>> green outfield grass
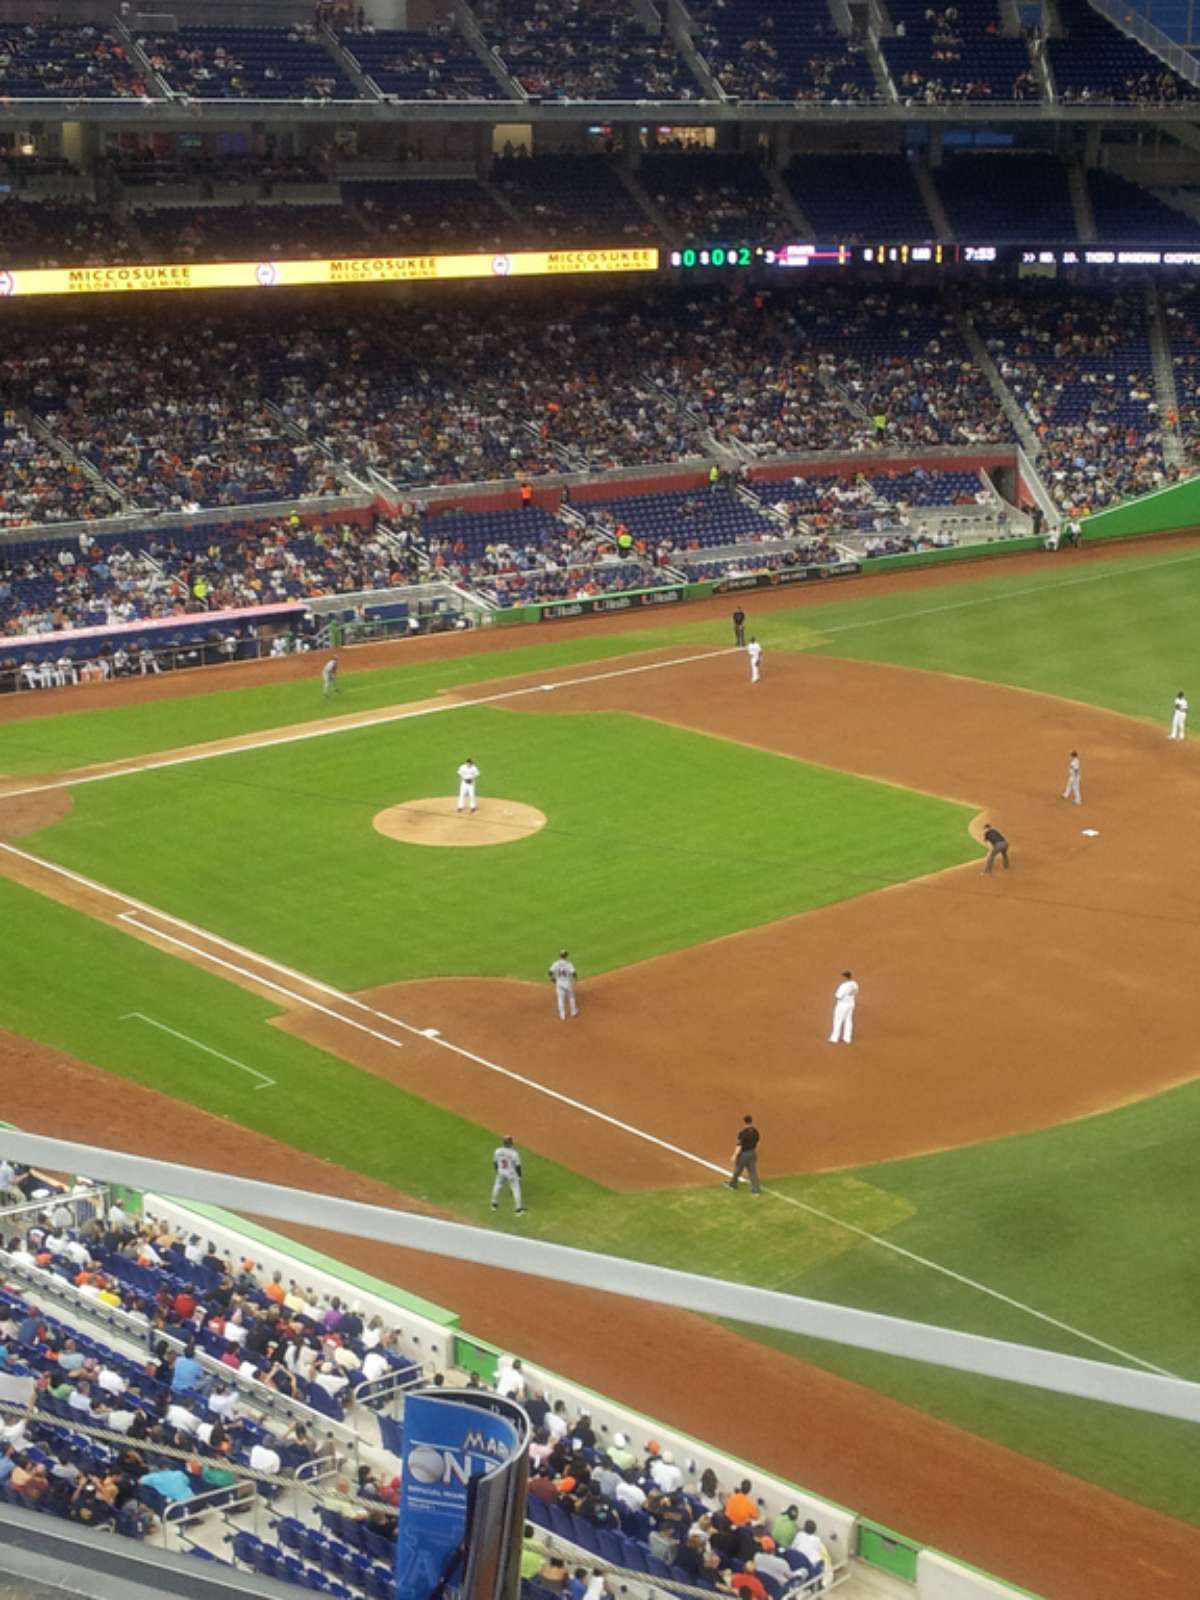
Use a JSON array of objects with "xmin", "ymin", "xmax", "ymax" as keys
[
  {"xmin": 23, "ymin": 707, "xmax": 976, "ymax": 990},
  {"xmin": 8, "ymin": 539, "xmax": 1200, "ymax": 1532},
  {"xmin": 0, "ymin": 632, "xmax": 679, "ymax": 776}
]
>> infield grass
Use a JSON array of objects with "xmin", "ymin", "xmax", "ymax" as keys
[
  {"xmin": 22, "ymin": 708, "xmax": 977, "ymax": 989},
  {"xmin": 9, "ymin": 538, "xmax": 1200, "ymax": 1528}
]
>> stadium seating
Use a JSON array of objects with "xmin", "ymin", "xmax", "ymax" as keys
[
  {"xmin": 691, "ymin": 1, "xmax": 879, "ymax": 102},
  {"xmin": 1048, "ymin": 0, "xmax": 1199, "ymax": 101},
  {"xmin": 1086, "ymin": 169, "xmax": 1200, "ymax": 240},
  {"xmin": 975, "ymin": 285, "xmax": 1167, "ymax": 511},
  {"xmin": 348, "ymin": 177, "xmax": 515, "ymax": 251},
  {"xmin": 882, "ymin": 2, "xmax": 1039, "ymax": 103},
  {"xmin": 639, "ymin": 151, "xmax": 791, "ymax": 244},
  {"xmin": 933, "ymin": 152, "xmax": 1077, "ymax": 243},
  {"xmin": 473, "ymin": 0, "xmax": 697, "ymax": 100},
  {"xmin": 490, "ymin": 155, "xmax": 656, "ymax": 245},
  {"xmin": 140, "ymin": 25, "xmax": 360, "ymax": 100},
  {"xmin": 0, "ymin": 197, "xmax": 142, "ymax": 268},
  {"xmin": 133, "ymin": 202, "xmax": 372, "ymax": 261},
  {"xmin": 338, "ymin": 25, "xmax": 504, "ymax": 100},
  {"xmin": 782, "ymin": 153, "xmax": 931, "ymax": 241},
  {"xmin": 0, "ymin": 23, "xmax": 150, "ymax": 98}
]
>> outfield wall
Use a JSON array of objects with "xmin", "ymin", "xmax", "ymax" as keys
[{"xmin": 1082, "ymin": 472, "xmax": 1200, "ymax": 541}]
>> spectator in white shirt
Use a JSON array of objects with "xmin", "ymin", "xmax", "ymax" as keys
[
  {"xmin": 249, "ymin": 1442, "xmax": 281, "ymax": 1476},
  {"xmin": 545, "ymin": 1402, "xmax": 568, "ymax": 1442},
  {"xmin": 68, "ymin": 1384, "xmax": 94, "ymax": 1416},
  {"xmin": 106, "ymin": 1407, "xmax": 137, "ymax": 1434},
  {"xmin": 107, "ymin": 1202, "xmax": 131, "ymax": 1231},
  {"xmin": 97, "ymin": 1366, "xmax": 126, "ymax": 1396},
  {"xmin": 615, "ymin": 1474, "xmax": 647, "ymax": 1513},
  {"xmin": 494, "ymin": 1357, "xmax": 525, "ymax": 1400},
  {"xmin": 791, "ymin": 1520, "xmax": 831, "ymax": 1572},
  {"xmin": 649, "ymin": 1450, "xmax": 683, "ymax": 1494},
  {"xmin": 361, "ymin": 1349, "xmax": 390, "ymax": 1384},
  {"xmin": 166, "ymin": 1403, "xmax": 200, "ymax": 1436},
  {"xmin": 208, "ymin": 1384, "xmax": 238, "ymax": 1419}
]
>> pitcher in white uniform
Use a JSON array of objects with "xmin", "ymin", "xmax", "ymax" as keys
[
  {"xmin": 747, "ymin": 637, "xmax": 763, "ymax": 683},
  {"xmin": 828, "ymin": 970, "xmax": 858, "ymax": 1044},
  {"xmin": 1170, "ymin": 692, "xmax": 1188, "ymax": 740},
  {"xmin": 548, "ymin": 950, "xmax": 578, "ymax": 1019},
  {"xmin": 457, "ymin": 758, "xmax": 479, "ymax": 812},
  {"xmin": 490, "ymin": 1136, "xmax": 524, "ymax": 1215},
  {"xmin": 1061, "ymin": 750, "xmax": 1081, "ymax": 805}
]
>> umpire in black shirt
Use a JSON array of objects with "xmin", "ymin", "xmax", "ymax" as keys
[
  {"xmin": 726, "ymin": 1115, "xmax": 762, "ymax": 1193},
  {"xmin": 732, "ymin": 607, "xmax": 747, "ymax": 646}
]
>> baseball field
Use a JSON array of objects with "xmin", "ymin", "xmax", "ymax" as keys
[{"xmin": 4, "ymin": 535, "xmax": 1200, "ymax": 1598}]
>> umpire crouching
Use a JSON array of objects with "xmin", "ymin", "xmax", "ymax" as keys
[{"xmin": 981, "ymin": 824, "xmax": 1010, "ymax": 875}]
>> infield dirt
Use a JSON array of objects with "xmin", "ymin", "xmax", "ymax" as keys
[{"xmin": 3, "ymin": 555, "xmax": 1200, "ymax": 1597}]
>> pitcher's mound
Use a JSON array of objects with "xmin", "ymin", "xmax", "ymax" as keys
[{"xmin": 373, "ymin": 796, "xmax": 546, "ymax": 848}]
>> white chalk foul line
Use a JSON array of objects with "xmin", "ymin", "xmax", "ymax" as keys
[
  {"xmin": 120, "ymin": 1011, "xmax": 275, "ymax": 1091},
  {"xmin": 0, "ymin": 647, "xmax": 737, "ymax": 802},
  {"xmin": 0, "ymin": 833, "xmax": 1172, "ymax": 1378}
]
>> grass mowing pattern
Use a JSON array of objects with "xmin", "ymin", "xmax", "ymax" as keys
[
  {"xmin": 0, "ymin": 876, "xmax": 592, "ymax": 1218},
  {"xmin": 26, "ymin": 708, "xmax": 977, "ymax": 991},
  {"xmin": 0, "ymin": 632, "xmax": 679, "ymax": 776},
  {"xmin": 9, "ymin": 543, "xmax": 1200, "ymax": 1525},
  {"xmin": 0, "ymin": 869, "xmax": 910, "ymax": 1288}
]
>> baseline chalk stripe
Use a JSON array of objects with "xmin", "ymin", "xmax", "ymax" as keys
[
  {"xmin": 120, "ymin": 1011, "xmax": 275, "ymax": 1090},
  {"xmin": 0, "ymin": 835, "xmax": 1172, "ymax": 1377}
]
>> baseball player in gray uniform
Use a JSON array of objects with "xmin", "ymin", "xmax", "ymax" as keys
[
  {"xmin": 1061, "ymin": 751, "xmax": 1081, "ymax": 805},
  {"xmin": 548, "ymin": 950, "xmax": 578, "ymax": 1019},
  {"xmin": 490, "ymin": 1136, "xmax": 524, "ymax": 1215},
  {"xmin": 321, "ymin": 657, "xmax": 339, "ymax": 697}
]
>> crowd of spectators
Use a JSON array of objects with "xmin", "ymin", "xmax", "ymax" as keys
[
  {"xmin": 883, "ymin": 4, "xmax": 1039, "ymax": 105},
  {"xmin": 475, "ymin": 0, "xmax": 696, "ymax": 100},
  {"xmin": 499, "ymin": 1358, "xmax": 833, "ymax": 1595},
  {"xmin": 640, "ymin": 151, "xmax": 791, "ymax": 246},
  {"xmin": 5, "ymin": 321, "xmax": 345, "ymax": 511},
  {"xmin": 975, "ymin": 287, "xmax": 1171, "ymax": 511},
  {"xmin": 1048, "ymin": 0, "xmax": 1199, "ymax": 105},
  {"xmin": 133, "ymin": 201, "xmax": 371, "ymax": 261},
  {"xmin": 0, "ymin": 197, "xmax": 142, "ymax": 268},
  {"xmin": 690, "ymin": 3, "xmax": 877, "ymax": 104},
  {"xmin": 0, "ymin": 23, "xmax": 149, "ymax": 99},
  {"xmin": 0, "ymin": 419, "xmax": 119, "ymax": 531},
  {"xmin": 139, "ymin": 24, "xmax": 354, "ymax": 101},
  {"xmin": 490, "ymin": 154, "xmax": 656, "ymax": 246}
]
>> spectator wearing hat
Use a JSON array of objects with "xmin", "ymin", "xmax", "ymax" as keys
[
  {"xmin": 770, "ymin": 1504, "xmax": 801, "ymax": 1548},
  {"xmin": 607, "ymin": 1432, "xmax": 634, "ymax": 1471}
]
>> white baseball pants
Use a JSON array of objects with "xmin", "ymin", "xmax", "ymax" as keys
[
  {"xmin": 1170, "ymin": 712, "xmax": 1187, "ymax": 740},
  {"xmin": 829, "ymin": 1001, "xmax": 855, "ymax": 1044},
  {"xmin": 457, "ymin": 781, "xmax": 477, "ymax": 812},
  {"xmin": 556, "ymin": 983, "xmax": 578, "ymax": 1019},
  {"xmin": 1062, "ymin": 774, "xmax": 1081, "ymax": 804}
]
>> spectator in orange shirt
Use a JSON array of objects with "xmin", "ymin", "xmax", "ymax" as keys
[
  {"xmin": 264, "ymin": 1272, "xmax": 287, "ymax": 1305},
  {"xmin": 724, "ymin": 1480, "xmax": 757, "ymax": 1527},
  {"xmin": 726, "ymin": 1560, "xmax": 768, "ymax": 1600}
]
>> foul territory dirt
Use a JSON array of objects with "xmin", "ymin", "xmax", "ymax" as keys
[{"xmin": 3, "ymin": 542, "xmax": 1200, "ymax": 1595}]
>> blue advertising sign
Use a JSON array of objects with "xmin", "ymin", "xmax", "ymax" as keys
[{"xmin": 395, "ymin": 1389, "xmax": 525, "ymax": 1600}]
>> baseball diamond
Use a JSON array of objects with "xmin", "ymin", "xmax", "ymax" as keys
[{"xmin": 5, "ymin": 533, "xmax": 1200, "ymax": 1600}]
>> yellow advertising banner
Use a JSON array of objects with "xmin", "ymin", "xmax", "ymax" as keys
[{"xmin": 0, "ymin": 247, "xmax": 660, "ymax": 300}]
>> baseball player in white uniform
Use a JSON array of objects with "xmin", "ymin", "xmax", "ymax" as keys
[
  {"xmin": 828, "ymin": 970, "xmax": 859, "ymax": 1044},
  {"xmin": 456, "ymin": 758, "xmax": 479, "ymax": 813},
  {"xmin": 490, "ymin": 1136, "xmax": 524, "ymax": 1215},
  {"xmin": 1061, "ymin": 750, "xmax": 1081, "ymax": 805},
  {"xmin": 548, "ymin": 950, "xmax": 578, "ymax": 1019},
  {"xmin": 321, "ymin": 656, "xmax": 339, "ymax": 697},
  {"xmin": 747, "ymin": 637, "xmax": 763, "ymax": 683},
  {"xmin": 1170, "ymin": 691, "xmax": 1188, "ymax": 740}
]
